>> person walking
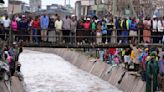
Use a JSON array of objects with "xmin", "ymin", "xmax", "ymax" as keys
[{"xmin": 40, "ymin": 14, "xmax": 49, "ymax": 42}]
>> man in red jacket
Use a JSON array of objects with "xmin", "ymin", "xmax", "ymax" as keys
[{"xmin": 32, "ymin": 16, "xmax": 40, "ymax": 44}]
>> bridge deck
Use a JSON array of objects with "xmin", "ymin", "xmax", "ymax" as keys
[{"xmin": 23, "ymin": 42, "xmax": 163, "ymax": 48}]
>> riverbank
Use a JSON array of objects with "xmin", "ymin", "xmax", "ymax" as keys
[{"xmin": 26, "ymin": 48, "xmax": 146, "ymax": 92}]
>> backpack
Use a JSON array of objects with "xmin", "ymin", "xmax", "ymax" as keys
[{"xmin": 11, "ymin": 21, "xmax": 18, "ymax": 31}]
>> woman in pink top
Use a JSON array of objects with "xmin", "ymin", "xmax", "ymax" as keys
[{"xmin": 11, "ymin": 18, "xmax": 18, "ymax": 41}]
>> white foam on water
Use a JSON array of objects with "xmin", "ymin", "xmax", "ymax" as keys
[{"xmin": 19, "ymin": 50, "xmax": 122, "ymax": 92}]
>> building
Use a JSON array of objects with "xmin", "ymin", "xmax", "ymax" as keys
[
  {"xmin": 8, "ymin": 0, "xmax": 26, "ymax": 14},
  {"xmin": 80, "ymin": 0, "xmax": 95, "ymax": 16},
  {"xmin": 30, "ymin": 0, "xmax": 41, "ymax": 12},
  {"xmin": 75, "ymin": 1, "xmax": 81, "ymax": 20},
  {"xmin": 154, "ymin": 0, "xmax": 164, "ymax": 16},
  {"xmin": 0, "ymin": 7, "xmax": 7, "ymax": 15}
]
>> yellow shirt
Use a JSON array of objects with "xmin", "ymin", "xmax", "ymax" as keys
[{"xmin": 131, "ymin": 50, "xmax": 135, "ymax": 60}]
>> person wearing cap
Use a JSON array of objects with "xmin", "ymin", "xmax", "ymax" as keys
[
  {"xmin": 40, "ymin": 14, "xmax": 49, "ymax": 42},
  {"xmin": 83, "ymin": 17, "xmax": 91, "ymax": 44},
  {"xmin": 146, "ymin": 53, "xmax": 159, "ymax": 92}
]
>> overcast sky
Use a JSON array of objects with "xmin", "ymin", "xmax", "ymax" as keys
[{"xmin": 4, "ymin": 0, "xmax": 77, "ymax": 8}]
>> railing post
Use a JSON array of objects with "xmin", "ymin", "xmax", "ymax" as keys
[
  {"xmin": 115, "ymin": 29, "xmax": 117, "ymax": 44},
  {"xmin": 138, "ymin": 29, "xmax": 140, "ymax": 44}
]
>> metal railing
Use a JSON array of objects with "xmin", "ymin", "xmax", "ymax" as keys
[{"xmin": 0, "ymin": 29, "xmax": 163, "ymax": 47}]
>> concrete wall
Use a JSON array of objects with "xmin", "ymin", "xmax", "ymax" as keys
[
  {"xmin": 0, "ymin": 77, "xmax": 25, "ymax": 92},
  {"xmin": 27, "ymin": 48, "xmax": 146, "ymax": 92}
]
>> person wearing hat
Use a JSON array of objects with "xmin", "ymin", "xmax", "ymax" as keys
[
  {"xmin": 146, "ymin": 53, "xmax": 159, "ymax": 92},
  {"xmin": 83, "ymin": 17, "xmax": 91, "ymax": 44}
]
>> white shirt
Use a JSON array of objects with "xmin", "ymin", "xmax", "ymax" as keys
[
  {"xmin": 55, "ymin": 20, "xmax": 63, "ymax": 30},
  {"xmin": 3, "ymin": 19, "xmax": 11, "ymax": 28},
  {"xmin": 152, "ymin": 20, "xmax": 158, "ymax": 32},
  {"xmin": 158, "ymin": 20, "xmax": 164, "ymax": 32}
]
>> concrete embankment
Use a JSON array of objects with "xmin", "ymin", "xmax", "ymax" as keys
[
  {"xmin": 27, "ymin": 48, "xmax": 146, "ymax": 92},
  {"xmin": 0, "ymin": 77, "xmax": 25, "ymax": 92}
]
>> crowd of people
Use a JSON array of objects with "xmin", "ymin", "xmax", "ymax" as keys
[
  {"xmin": 97, "ymin": 45, "xmax": 164, "ymax": 92},
  {"xmin": 0, "ymin": 41, "xmax": 23, "ymax": 81},
  {"xmin": 0, "ymin": 14, "xmax": 164, "ymax": 45}
]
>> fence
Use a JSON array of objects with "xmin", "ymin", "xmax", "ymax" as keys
[{"xmin": 0, "ymin": 29, "xmax": 163, "ymax": 47}]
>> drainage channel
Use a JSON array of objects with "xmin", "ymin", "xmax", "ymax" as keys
[{"xmin": 19, "ymin": 50, "xmax": 122, "ymax": 92}]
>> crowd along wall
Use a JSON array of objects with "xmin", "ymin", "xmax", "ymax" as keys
[{"xmin": 27, "ymin": 48, "xmax": 146, "ymax": 92}]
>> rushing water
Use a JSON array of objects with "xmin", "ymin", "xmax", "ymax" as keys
[{"xmin": 19, "ymin": 50, "xmax": 122, "ymax": 92}]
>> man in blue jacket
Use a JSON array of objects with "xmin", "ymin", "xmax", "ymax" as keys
[
  {"xmin": 40, "ymin": 14, "xmax": 49, "ymax": 42},
  {"xmin": 19, "ymin": 15, "xmax": 28, "ymax": 42}
]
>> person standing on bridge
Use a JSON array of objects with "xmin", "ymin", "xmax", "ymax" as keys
[
  {"xmin": 143, "ymin": 17, "xmax": 151, "ymax": 43},
  {"xmin": 40, "ymin": 14, "xmax": 49, "ymax": 42},
  {"xmin": 55, "ymin": 16, "xmax": 63, "ymax": 44},
  {"xmin": 19, "ymin": 15, "xmax": 28, "ymax": 42},
  {"xmin": 2, "ymin": 15, "xmax": 11, "ymax": 40},
  {"xmin": 62, "ymin": 15, "xmax": 71, "ymax": 44},
  {"xmin": 32, "ymin": 16, "xmax": 40, "ymax": 44},
  {"xmin": 70, "ymin": 15, "xmax": 77, "ymax": 44}
]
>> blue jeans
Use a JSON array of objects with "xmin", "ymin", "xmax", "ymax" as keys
[
  {"xmin": 121, "ymin": 30, "xmax": 129, "ymax": 43},
  {"xmin": 32, "ymin": 29, "xmax": 38, "ymax": 43}
]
